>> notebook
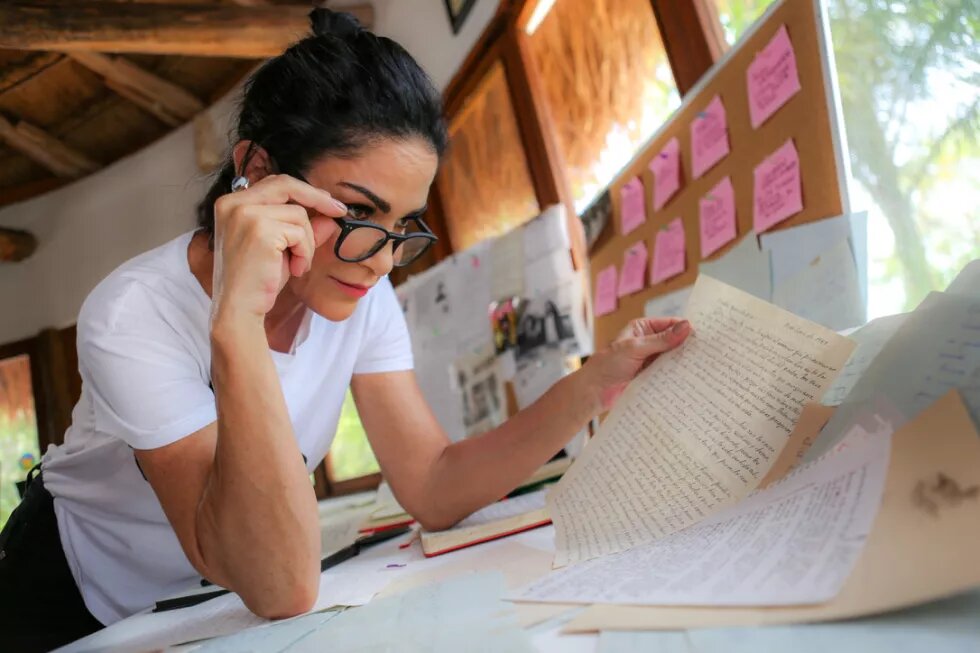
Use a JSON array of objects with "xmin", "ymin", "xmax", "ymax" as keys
[{"xmin": 420, "ymin": 488, "xmax": 552, "ymax": 557}]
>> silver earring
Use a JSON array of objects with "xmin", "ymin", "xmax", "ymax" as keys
[{"xmin": 230, "ymin": 176, "xmax": 249, "ymax": 193}]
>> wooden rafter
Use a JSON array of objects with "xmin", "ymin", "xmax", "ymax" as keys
[
  {"xmin": 0, "ymin": 2, "xmax": 376, "ymax": 58},
  {"xmin": 0, "ymin": 113, "xmax": 100, "ymax": 179},
  {"xmin": 0, "ymin": 226, "xmax": 37, "ymax": 263},
  {"xmin": 68, "ymin": 52, "xmax": 204, "ymax": 125}
]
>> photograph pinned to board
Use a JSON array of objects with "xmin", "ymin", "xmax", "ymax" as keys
[{"xmin": 453, "ymin": 344, "xmax": 508, "ymax": 438}]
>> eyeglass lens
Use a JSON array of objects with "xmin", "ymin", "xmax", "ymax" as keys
[{"xmin": 337, "ymin": 220, "xmax": 431, "ymax": 266}]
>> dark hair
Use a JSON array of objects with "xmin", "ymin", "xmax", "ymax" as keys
[{"xmin": 196, "ymin": 8, "xmax": 448, "ymax": 239}]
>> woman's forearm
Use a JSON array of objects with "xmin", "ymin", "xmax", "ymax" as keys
[
  {"xmin": 421, "ymin": 368, "xmax": 600, "ymax": 530},
  {"xmin": 199, "ymin": 315, "xmax": 320, "ymax": 617}
]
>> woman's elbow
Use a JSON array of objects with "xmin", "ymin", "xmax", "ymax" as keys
[{"xmin": 243, "ymin": 575, "xmax": 319, "ymax": 620}]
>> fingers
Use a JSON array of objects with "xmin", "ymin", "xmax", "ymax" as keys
[
  {"xmin": 309, "ymin": 215, "xmax": 338, "ymax": 248},
  {"xmin": 236, "ymin": 204, "xmax": 316, "ymax": 276},
  {"xmin": 620, "ymin": 316, "xmax": 684, "ymax": 339},
  {"xmin": 615, "ymin": 319, "xmax": 692, "ymax": 358},
  {"xmin": 221, "ymin": 174, "xmax": 348, "ymax": 218}
]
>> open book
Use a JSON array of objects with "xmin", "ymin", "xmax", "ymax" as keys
[{"xmin": 420, "ymin": 488, "xmax": 552, "ymax": 557}]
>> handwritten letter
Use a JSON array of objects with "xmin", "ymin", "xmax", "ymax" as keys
[
  {"xmin": 699, "ymin": 176, "xmax": 737, "ymax": 258},
  {"xmin": 747, "ymin": 24, "xmax": 802, "ymax": 128},
  {"xmin": 754, "ymin": 139, "xmax": 803, "ymax": 233},
  {"xmin": 618, "ymin": 241, "xmax": 649, "ymax": 297},
  {"xmin": 619, "ymin": 177, "xmax": 647, "ymax": 235},
  {"xmin": 650, "ymin": 138, "xmax": 681, "ymax": 211},
  {"xmin": 651, "ymin": 218, "xmax": 686, "ymax": 284},
  {"xmin": 594, "ymin": 265, "xmax": 618, "ymax": 317},
  {"xmin": 548, "ymin": 275, "xmax": 855, "ymax": 566},
  {"xmin": 691, "ymin": 95, "xmax": 731, "ymax": 179}
]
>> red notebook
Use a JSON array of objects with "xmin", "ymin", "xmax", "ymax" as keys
[{"xmin": 419, "ymin": 489, "xmax": 551, "ymax": 557}]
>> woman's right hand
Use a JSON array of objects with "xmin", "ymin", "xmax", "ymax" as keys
[{"xmin": 210, "ymin": 174, "xmax": 347, "ymax": 321}]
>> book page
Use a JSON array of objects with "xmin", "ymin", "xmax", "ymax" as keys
[
  {"xmin": 421, "ymin": 489, "xmax": 551, "ymax": 555},
  {"xmin": 518, "ymin": 414, "xmax": 891, "ymax": 606},
  {"xmin": 549, "ymin": 275, "xmax": 855, "ymax": 567},
  {"xmin": 565, "ymin": 391, "xmax": 980, "ymax": 632}
]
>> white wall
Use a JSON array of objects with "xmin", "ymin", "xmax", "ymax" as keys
[{"xmin": 0, "ymin": 0, "xmax": 498, "ymax": 344}]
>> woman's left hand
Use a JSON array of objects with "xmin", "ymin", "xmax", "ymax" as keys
[{"xmin": 581, "ymin": 317, "xmax": 692, "ymax": 413}]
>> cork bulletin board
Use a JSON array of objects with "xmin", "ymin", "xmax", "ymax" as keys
[{"xmin": 589, "ymin": 0, "xmax": 850, "ymax": 347}]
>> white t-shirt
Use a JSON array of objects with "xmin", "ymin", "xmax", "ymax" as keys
[{"xmin": 41, "ymin": 230, "xmax": 413, "ymax": 625}]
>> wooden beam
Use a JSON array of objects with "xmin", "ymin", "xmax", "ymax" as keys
[
  {"xmin": 69, "ymin": 52, "xmax": 204, "ymax": 123},
  {"xmin": 649, "ymin": 0, "xmax": 718, "ymax": 95},
  {"xmin": 0, "ymin": 226, "xmax": 37, "ymax": 263},
  {"xmin": 0, "ymin": 2, "xmax": 375, "ymax": 58},
  {"xmin": 104, "ymin": 78, "xmax": 180, "ymax": 127},
  {"xmin": 0, "ymin": 114, "xmax": 100, "ymax": 178},
  {"xmin": 0, "ymin": 50, "xmax": 64, "ymax": 95}
]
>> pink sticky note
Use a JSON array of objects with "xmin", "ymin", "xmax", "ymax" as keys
[
  {"xmin": 691, "ymin": 95, "xmax": 731, "ymax": 179},
  {"xmin": 747, "ymin": 25, "xmax": 802, "ymax": 129},
  {"xmin": 651, "ymin": 218, "xmax": 686, "ymax": 284},
  {"xmin": 594, "ymin": 265, "xmax": 618, "ymax": 317},
  {"xmin": 619, "ymin": 177, "xmax": 646, "ymax": 235},
  {"xmin": 699, "ymin": 176, "xmax": 737, "ymax": 258},
  {"xmin": 649, "ymin": 137, "xmax": 681, "ymax": 211},
  {"xmin": 617, "ymin": 241, "xmax": 648, "ymax": 297},
  {"xmin": 754, "ymin": 139, "xmax": 803, "ymax": 233}
]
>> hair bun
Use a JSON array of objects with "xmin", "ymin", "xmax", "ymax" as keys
[{"xmin": 309, "ymin": 8, "xmax": 364, "ymax": 39}]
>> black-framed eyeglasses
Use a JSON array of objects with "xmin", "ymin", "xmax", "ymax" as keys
[{"xmin": 290, "ymin": 171, "xmax": 437, "ymax": 268}]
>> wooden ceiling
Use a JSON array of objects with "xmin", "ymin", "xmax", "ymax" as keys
[{"xmin": 0, "ymin": 1, "xmax": 373, "ymax": 262}]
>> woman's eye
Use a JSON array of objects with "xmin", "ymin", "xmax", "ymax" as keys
[{"xmin": 347, "ymin": 205, "xmax": 373, "ymax": 220}]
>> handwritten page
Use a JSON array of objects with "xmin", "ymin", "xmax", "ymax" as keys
[
  {"xmin": 644, "ymin": 286, "xmax": 693, "ymax": 320},
  {"xmin": 564, "ymin": 392, "xmax": 980, "ymax": 632},
  {"xmin": 699, "ymin": 176, "xmax": 737, "ymax": 258},
  {"xmin": 821, "ymin": 314, "xmax": 908, "ymax": 407},
  {"xmin": 594, "ymin": 265, "xmax": 618, "ymax": 317},
  {"xmin": 620, "ymin": 177, "xmax": 647, "ymax": 235},
  {"xmin": 807, "ymin": 291, "xmax": 980, "ymax": 461},
  {"xmin": 650, "ymin": 137, "xmax": 681, "ymax": 211},
  {"xmin": 292, "ymin": 572, "xmax": 536, "ymax": 653},
  {"xmin": 771, "ymin": 239, "xmax": 864, "ymax": 331},
  {"xmin": 520, "ymin": 417, "xmax": 890, "ymax": 606},
  {"xmin": 946, "ymin": 259, "xmax": 980, "ymax": 299},
  {"xmin": 754, "ymin": 139, "xmax": 803, "ymax": 233},
  {"xmin": 691, "ymin": 95, "xmax": 731, "ymax": 179},
  {"xmin": 747, "ymin": 24, "xmax": 802, "ymax": 128},
  {"xmin": 617, "ymin": 241, "xmax": 649, "ymax": 297},
  {"xmin": 699, "ymin": 233, "xmax": 772, "ymax": 301},
  {"xmin": 757, "ymin": 402, "xmax": 836, "ymax": 488},
  {"xmin": 547, "ymin": 275, "xmax": 855, "ymax": 567},
  {"xmin": 651, "ymin": 218, "xmax": 686, "ymax": 284}
]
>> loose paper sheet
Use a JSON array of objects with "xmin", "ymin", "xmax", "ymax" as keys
[
  {"xmin": 821, "ymin": 314, "xmax": 908, "ymax": 407},
  {"xmin": 757, "ymin": 402, "xmax": 836, "ymax": 488},
  {"xmin": 619, "ymin": 177, "xmax": 646, "ymax": 236},
  {"xmin": 651, "ymin": 218, "xmax": 686, "ymax": 284},
  {"xmin": 547, "ymin": 275, "xmax": 855, "ymax": 567},
  {"xmin": 650, "ymin": 137, "xmax": 682, "ymax": 211},
  {"xmin": 490, "ymin": 229, "xmax": 525, "ymax": 300},
  {"xmin": 643, "ymin": 286, "xmax": 693, "ymax": 320},
  {"xmin": 564, "ymin": 392, "xmax": 980, "ymax": 632},
  {"xmin": 771, "ymin": 239, "xmax": 864, "ymax": 331},
  {"xmin": 753, "ymin": 139, "xmax": 803, "ymax": 233},
  {"xmin": 291, "ymin": 572, "xmax": 536, "ymax": 653},
  {"xmin": 519, "ymin": 418, "xmax": 890, "ymax": 606},
  {"xmin": 807, "ymin": 291, "xmax": 980, "ymax": 461},
  {"xmin": 699, "ymin": 176, "xmax": 737, "ymax": 258},
  {"xmin": 946, "ymin": 259, "xmax": 980, "ymax": 298},
  {"xmin": 617, "ymin": 241, "xmax": 649, "ymax": 297},
  {"xmin": 691, "ymin": 95, "xmax": 731, "ymax": 179},
  {"xmin": 523, "ymin": 204, "xmax": 570, "ymax": 261},
  {"xmin": 594, "ymin": 265, "xmax": 618, "ymax": 317},
  {"xmin": 525, "ymin": 248, "xmax": 576, "ymax": 298},
  {"xmin": 698, "ymin": 233, "xmax": 772, "ymax": 301},
  {"xmin": 747, "ymin": 24, "xmax": 802, "ymax": 128}
]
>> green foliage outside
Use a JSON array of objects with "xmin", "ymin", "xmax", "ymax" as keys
[
  {"xmin": 717, "ymin": 0, "xmax": 980, "ymax": 315},
  {"xmin": 0, "ymin": 408, "xmax": 40, "ymax": 529},
  {"xmin": 329, "ymin": 390, "xmax": 380, "ymax": 482}
]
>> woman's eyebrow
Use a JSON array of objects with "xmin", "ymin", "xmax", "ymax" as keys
[{"xmin": 338, "ymin": 181, "xmax": 391, "ymax": 214}]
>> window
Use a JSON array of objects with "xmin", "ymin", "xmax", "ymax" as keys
[
  {"xmin": 436, "ymin": 60, "xmax": 541, "ymax": 251},
  {"xmin": 715, "ymin": 0, "xmax": 980, "ymax": 317},
  {"xmin": 328, "ymin": 390, "xmax": 380, "ymax": 482},
  {"xmin": 0, "ymin": 354, "xmax": 39, "ymax": 528},
  {"xmin": 526, "ymin": 0, "xmax": 680, "ymax": 212}
]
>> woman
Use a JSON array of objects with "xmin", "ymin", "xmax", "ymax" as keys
[{"xmin": 0, "ymin": 9, "xmax": 690, "ymax": 651}]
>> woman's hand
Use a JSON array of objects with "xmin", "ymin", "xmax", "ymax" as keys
[
  {"xmin": 210, "ymin": 174, "xmax": 347, "ymax": 321},
  {"xmin": 581, "ymin": 317, "xmax": 692, "ymax": 413}
]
